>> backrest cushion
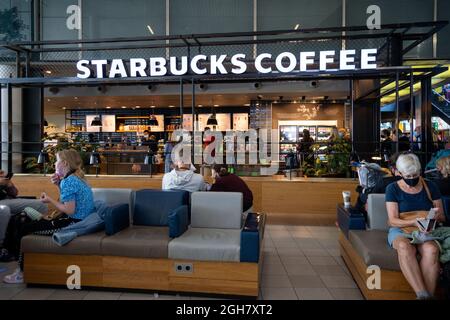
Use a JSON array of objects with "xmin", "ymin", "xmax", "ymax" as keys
[
  {"xmin": 191, "ymin": 192, "xmax": 243, "ymax": 229},
  {"xmin": 367, "ymin": 193, "xmax": 389, "ymax": 231},
  {"xmin": 133, "ymin": 189, "xmax": 189, "ymax": 226},
  {"xmin": 92, "ymin": 188, "xmax": 134, "ymax": 222}
]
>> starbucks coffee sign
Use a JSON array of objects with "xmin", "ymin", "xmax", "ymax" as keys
[{"xmin": 76, "ymin": 49, "xmax": 377, "ymax": 79}]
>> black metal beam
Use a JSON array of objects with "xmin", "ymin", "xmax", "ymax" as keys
[{"xmin": 3, "ymin": 20, "xmax": 446, "ymax": 48}]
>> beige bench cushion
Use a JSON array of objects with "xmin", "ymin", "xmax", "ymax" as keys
[
  {"xmin": 348, "ymin": 230, "xmax": 400, "ymax": 271},
  {"xmin": 21, "ymin": 232, "xmax": 106, "ymax": 255},
  {"xmin": 168, "ymin": 227, "xmax": 241, "ymax": 262},
  {"xmin": 101, "ymin": 226, "xmax": 169, "ymax": 258}
]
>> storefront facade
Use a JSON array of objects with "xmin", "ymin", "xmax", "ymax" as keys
[{"xmin": 1, "ymin": 0, "xmax": 449, "ymax": 178}]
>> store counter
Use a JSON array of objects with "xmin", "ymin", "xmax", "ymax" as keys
[{"xmin": 13, "ymin": 174, "xmax": 358, "ymax": 225}]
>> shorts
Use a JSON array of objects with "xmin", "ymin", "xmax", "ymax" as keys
[{"xmin": 387, "ymin": 227, "xmax": 407, "ymax": 248}]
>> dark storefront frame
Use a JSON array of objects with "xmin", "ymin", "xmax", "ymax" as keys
[{"xmin": 0, "ymin": 21, "xmax": 448, "ymax": 173}]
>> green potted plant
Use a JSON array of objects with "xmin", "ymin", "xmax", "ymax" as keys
[{"xmin": 24, "ymin": 133, "xmax": 94, "ymax": 174}]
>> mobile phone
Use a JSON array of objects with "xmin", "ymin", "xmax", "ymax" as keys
[{"xmin": 5, "ymin": 172, "xmax": 13, "ymax": 180}]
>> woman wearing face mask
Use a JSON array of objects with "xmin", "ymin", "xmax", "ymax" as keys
[
  {"xmin": 385, "ymin": 153, "xmax": 446, "ymax": 299},
  {"xmin": 3, "ymin": 149, "xmax": 95, "ymax": 284}
]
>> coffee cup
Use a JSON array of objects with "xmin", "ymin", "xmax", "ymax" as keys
[{"xmin": 342, "ymin": 191, "xmax": 351, "ymax": 208}]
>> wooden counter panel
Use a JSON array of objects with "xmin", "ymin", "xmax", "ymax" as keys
[
  {"xmin": 260, "ymin": 180, "xmax": 357, "ymax": 215},
  {"xmin": 13, "ymin": 174, "xmax": 358, "ymax": 225}
]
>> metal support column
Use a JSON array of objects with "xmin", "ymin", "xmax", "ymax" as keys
[
  {"xmin": 395, "ymin": 71, "xmax": 400, "ymax": 154},
  {"xmin": 420, "ymin": 76, "xmax": 433, "ymax": 164},
  {"xmin": 7, "ymin": 84, "xmax": 12, "ymax": 173}
]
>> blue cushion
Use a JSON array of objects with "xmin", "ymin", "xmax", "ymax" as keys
[
  {"xmin": 133, "ymin": 189, "xmax": 189, "ymax": 226},
  {"xmin": 240, "ymin": 213, "xmax": 265, "ymax": 263},
  {"xmin": 168, "ymin": 205, "xmax": 189, "ymax": 238},
  {"xmin": 104, "ymin": 203, "xmax": 130, "ymax": 236},
  {"xmin": 337, "ymin": 204, "xmax": 366, "ymax": 238}
]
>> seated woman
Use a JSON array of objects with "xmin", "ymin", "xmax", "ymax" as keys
[
  {"xmin": 210, "ymin": 164, "xmax": 253, "ymax": 212},
  {"xmin": 162, "ymin": 161, "xmax": 207, "ymax": 193},
  {"xmin": 3, "ymin": 149, "xmax": 95, "ymax": 284},
  {"xmin": 435, "ymin": 155, "xmax": 450, "ymax": 196},
  {"xmin": 386, "ymin": 153, "xmax": 446, "ymax": 299}
]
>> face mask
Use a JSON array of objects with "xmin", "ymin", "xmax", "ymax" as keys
[{"xmin": 403, "ymin": 176, "xmax": 420, "ymax": 187}]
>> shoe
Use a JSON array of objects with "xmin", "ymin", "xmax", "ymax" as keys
[
  {"xmin": 3, "ymin": 268, "xmax": 24, "ymax": 284},
  {"xmin": 0, "ymin": 248, "xmax": 15, "ymax": 262}
]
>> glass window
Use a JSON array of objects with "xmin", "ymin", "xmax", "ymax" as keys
[
  {"xmin": 437, "ymin": 0, "xmax": 450, "ymax": 58},
  {"xmin": 170, "ymin": 0, "xmax": 253, "ymax": 56},
  {"xmin": 81, "ymin": 0, "xmax": 166, "ymax": 59},
  {"xmin": 257, "ymin": 0, "xmax": 342, "ymax": 56},
  {"xmin": 42, "ymin": 0, "xmax": 78, "ymax": 41},
  {"xmin": 346, "ymin": 0, "xmax": 434, "ymax": 60},
  {"xmin": 0, "ymin": 0, "xmax": 32, "ymax": 41},
  {"xmin": 82, "ymin": 0, "xmax": 165, "ymax": 39}
]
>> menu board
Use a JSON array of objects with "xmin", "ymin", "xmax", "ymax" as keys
[
  {"xmin": 197, "ymin": 113, "xmax": 231, "ymax": 131},
  {"xmin": 233, "ymin": 113, "xmax": 248, "ymax": 130},
  {"xmin": 101, "ymin": 115, "xmax": 116, "ymax": 132},
  {"xmin": 86, "ymin": 115, "xmax": 102, "ymax": 132},
  {"xmin": 147, "ymin": 115, "xmax": 164, "ymax": 132}
]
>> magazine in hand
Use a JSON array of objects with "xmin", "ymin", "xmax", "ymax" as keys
[{"xmin": 417, "ymin": 208, "xmax": 438, "ymax": 232}]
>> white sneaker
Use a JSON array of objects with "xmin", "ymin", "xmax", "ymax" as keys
[{"xmin": 3, "ymin": 268, "xmax": 24, "ymax": 284}]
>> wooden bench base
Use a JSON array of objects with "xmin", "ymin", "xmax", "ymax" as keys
[
  {"xmin": 24, "ymin": 253, "xmax": 261, "ymax": 297},
  {"xmin": 338, "ymin": 232, "xmax": 416, "ymax": 300}
]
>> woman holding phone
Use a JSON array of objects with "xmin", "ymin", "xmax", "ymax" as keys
[{"xmin": 386, "ymin": 153, "xmax": 446, "ymax": 299}]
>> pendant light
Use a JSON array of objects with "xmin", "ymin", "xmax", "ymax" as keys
[
  {"xmin": 206, "ymin": 114, "xmax": 218, "ymax": 126},
  {"xmin": 37, "ymin": 150, "xmax": 49, "ymax": 176},
  {"xmin": 91, "ymin": 116, "xmax": 102, "ymax": 126},
  {"xmin": 207, "ymin": 102, "xmax": 218, "ymax": 126}
]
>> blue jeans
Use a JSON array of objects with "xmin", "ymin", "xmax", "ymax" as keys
[{"xmin": 387, "ymin": 227, "xmax": 407, "ymax": 247}]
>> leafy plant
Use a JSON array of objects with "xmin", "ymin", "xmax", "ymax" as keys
[
  {"xmin": 301, "ymin": 137, "xmax": 352, "ymax": 177},
  {"xmin": 0, "ymin": 7, "xmax": 26, "ymax": 42},
  {"xmin": 24, "ymin": 133, "xmax": 95, "ymax": 174}
]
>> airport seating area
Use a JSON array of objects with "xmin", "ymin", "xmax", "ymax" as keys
[
  {"xmin": 21, "ymin": 189, "xmax": 265, "ymax": 297},
  {"xmin": 338, "ymin": 194, "xmax": 450, "ymax": 300}
]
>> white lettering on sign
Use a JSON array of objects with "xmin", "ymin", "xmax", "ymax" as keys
[
  {"xmin": 319, "ymin": 50, "xmax": 335, "ymax": 71},
  {"xmin": 275, "ymin": 52, "xmax": 297, "ymax": 73},
  {"xmin": 75, "ymin": 49, "xmax": 378, "ymax": 78},
  {"xmin": 300, "ymin": 51, "xmax": 315, "ymax": 71},
  {"xmin": 254, "ymin": 53, "xmax": 272, "ymax": 73}
]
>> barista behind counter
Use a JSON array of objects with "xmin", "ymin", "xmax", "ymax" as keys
[{"xmin": 141, "ymin": 131, "xmax": 158, "ymax": 154}]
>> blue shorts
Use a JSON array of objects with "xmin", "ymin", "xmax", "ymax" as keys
[{"xmin": 387, "ymin": 227, "xmax": 407, "ymax": 248}]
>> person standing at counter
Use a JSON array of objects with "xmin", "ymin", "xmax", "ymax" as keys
[
  {"xmin": 141, "ymin": 131, "xmax": 158, "ymax": 154},
  {"xmin": 210, "ymin": 164, "xmax": 253, "ymax": 212},
  {"xmin": 297, "ymin": 129, "xmax": 314, "ymax": 165}
]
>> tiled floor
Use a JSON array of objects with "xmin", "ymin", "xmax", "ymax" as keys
[{"xmin": 0, "ymin": 225, "xmax": 363, "ymax": 300}]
